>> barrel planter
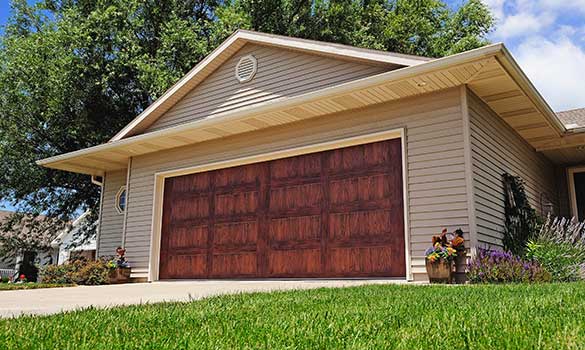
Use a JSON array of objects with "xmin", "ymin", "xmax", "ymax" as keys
[
  {"xmin": 109, "ymin": 267, "xmax": 131, "ymax": 284},
  {"xmin": 425, "ymin": 260, "xmax": 453, "ymax": 284}
]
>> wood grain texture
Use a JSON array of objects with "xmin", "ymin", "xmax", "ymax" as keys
[{"xmin": 158, "ymin": 139, "xmax": 405, "ymax": 278}]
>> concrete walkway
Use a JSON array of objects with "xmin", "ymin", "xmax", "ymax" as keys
[{"xmin": 0, "ymin": 279, "xmax": 407, "ymax": 318}]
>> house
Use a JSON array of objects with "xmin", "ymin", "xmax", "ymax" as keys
[
  {"xmin": 50, "ymin": 211, "xmax": 97, "ymax": 265},
  {"xmin": 37, "ymin": 30, "xmax": 585, "ymax": 282},
  {"xmin": 0, "ymin": 210, "xmax": 54, "ymax": 280}
]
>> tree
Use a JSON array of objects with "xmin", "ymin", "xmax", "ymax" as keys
[{"xmin": 0, "ymin": 0, "xmax": 494, "ymax": 244}]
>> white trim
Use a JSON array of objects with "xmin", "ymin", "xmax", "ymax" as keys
[
  {"xmin": 147, "ymin": 127, "xmax": 407, "ymax": 281},
  {"xmin": 568, "ymin": 166, "xmax": 585, "ymax": 220},
  {"xmin": 114, "ymin": 186, "xmax": 127, "ymax": 215},
  {"xmin": 460, "ymin": 86, "xmax": 478, "ymax": 256},
  {"xmin": 400, "ymin": 128, "xmax": 412, "ymax": 281}
]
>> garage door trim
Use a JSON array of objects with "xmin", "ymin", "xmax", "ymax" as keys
[{"xmin": 148, "ymin": 127, "xmax": 410, "ymax": 281}]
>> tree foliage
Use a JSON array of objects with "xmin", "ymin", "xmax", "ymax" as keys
[{"xmin": 0, "ymin": 0, "xmax": 494, "ymax": 246}]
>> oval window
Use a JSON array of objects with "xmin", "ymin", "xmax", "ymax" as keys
[{"xmin": 115, "ymin": 186, "xmax": 127, "ymax": 214}]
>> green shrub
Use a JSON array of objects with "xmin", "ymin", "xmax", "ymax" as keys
[
  {"xmin": 72, "ymin": 260, "xmax": 110, "ymax": 285},
  {"xmin": 525, "ymin": 216, "xmax": 585, "ymax": 282},
  {"xmin": 40, "ymin": 258, "xmax": 112, "ymax": 285},
  {"xmin": 0, "ymin": 277, "xmax": 9, "ymax": 283}
]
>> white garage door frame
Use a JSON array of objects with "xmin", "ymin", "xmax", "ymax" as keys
[{"xmin": 147, "ymin": 127, "xmax": 410, "ymax": 281}]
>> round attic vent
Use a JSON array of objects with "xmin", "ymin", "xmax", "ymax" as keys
[{"xmin": 235, "ymin": 55, "xmax": 257, "ymax": 83}]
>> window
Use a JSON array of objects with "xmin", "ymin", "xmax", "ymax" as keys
[
  {"xmin": 115, "ymin": 186, "xmax": 127, "ymax": 214},
  {"xmin": 569, "ymin": 167, "xmax": 585, "ymax": 220}
]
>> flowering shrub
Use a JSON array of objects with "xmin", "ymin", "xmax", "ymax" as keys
[
  {"xmin": 467, "ymin": 249, "xmax": 551, "ymax": 283},
  {"xmin": 525, "ymin": 216, "xmax": 585, "ymax": 282},
  {"xmin": 425, "ymin": 243, "xmax": 457, "ymax": 263}
]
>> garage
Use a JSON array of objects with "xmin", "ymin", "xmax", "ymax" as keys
[{"xmin": 158, "ymin": 138, "xmax": 405, "ymax": 279}]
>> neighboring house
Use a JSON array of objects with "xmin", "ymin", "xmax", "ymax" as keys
[
  {"xmin": 0, "ymin": 210, "xmax": 53, "ymax": 279},
  {"xmin": 37, "ymin": 30, "xmax": 585, "ymax": 282},
  {"xmin": 50, "ymin": 211, "xmax": 97, "ymax": 265}
]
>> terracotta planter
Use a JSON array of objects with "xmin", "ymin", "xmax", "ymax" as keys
[
  {"xmin": 425, "ymin": 259, "xmax": 453, "ymax": 284},
  {"xmin": 109, "ymin": 267, "xmax": 131, "ymax": 284}
]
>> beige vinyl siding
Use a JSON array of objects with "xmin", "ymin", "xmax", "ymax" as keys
[
  {"xmin": 145, "ymin": 43, "xmax": 389, "ymax": 133},
  {"xmin": 120, "ymin": 88, "xmax": 469, "ymax": 279},
  {"xmin": 97, "ymin": 170, "xmax": 127, "ymax": 257},
  {"xmin": 467, "ymin": 90, "xmax": 557, "ymax": 248}
]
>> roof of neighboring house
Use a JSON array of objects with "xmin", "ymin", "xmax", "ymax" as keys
[{"xmin": 557, "ymin": 108, "xmax": 585, "ymax": 129}]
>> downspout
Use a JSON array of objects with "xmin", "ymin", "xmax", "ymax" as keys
[
  {"xmin": 121, "ymin": 157, "xmax": 132, "ymax": 247},
  {"xmin": 93, "ymin": 174, "xmax": 105, "ymax": 259}
]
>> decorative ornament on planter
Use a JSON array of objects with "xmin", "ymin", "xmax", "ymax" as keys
[
  {"xmin": 108, "ymin": 246, "xmax": 131, "ymax": 284},
  {"xmin": 425, "ymin": 228, "xmax": 464, "ymax": 283}
]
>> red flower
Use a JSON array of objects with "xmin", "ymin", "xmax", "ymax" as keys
[{"xmin": 19, "ymin": 274, "xmax": 25, "ymax": 281}]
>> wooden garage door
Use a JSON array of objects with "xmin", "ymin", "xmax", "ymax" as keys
[{"xmin": 159, "ymin": 138, "xmax": 405, "ymax": 279}]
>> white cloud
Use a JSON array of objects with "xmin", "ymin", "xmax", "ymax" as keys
[
  {"xmin": 539, "ymin": 0, "xmax": 585, "ymax": 13},
  {"xmin": 514, "ymin": 36, "xmax": 585, "ymax": 111},
  {"xmin": 493, "ymin": 12, "xmax": 554, "ymax": 39}
]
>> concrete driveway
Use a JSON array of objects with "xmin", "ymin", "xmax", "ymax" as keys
[{"xmin": 0, "ymin": 279, "xmax": 406, "ymax": 318}]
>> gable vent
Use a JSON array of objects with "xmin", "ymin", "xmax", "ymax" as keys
[{"xmin": 235, "ymin": 55, "xmax": 257, "ymax": 83}]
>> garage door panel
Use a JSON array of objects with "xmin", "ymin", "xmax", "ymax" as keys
[
  {"xmin": 270, "ymin": 153, "xmax": 322, "ymax": 180},
  {"xmin": 215, "ymin": 191, "xmax": 259, "ymax": 216},
  {"xmin": 268, "ymin": 249, "xmax": 322, "ymax": 276},
  {"xmin": 215, "ymin": 163, "xmax": 263, "ymax": 188},
  {"xmin": 212, "ymin": 253, "xmax": 257, "ymax": 277},
  {"xmin": 327, "ymin": 142, "xmax": 392, "ymax": 173},
  {"xmin": 164, "ymin": 254, "xmax": 207, "ymax": 278},
  {"xmin": 268, "ymin": 215, "xmax": 321, "ymax": 242},
  {"xmin": 171, "ymin": 173, "xmax": 211, "ymax": 193},
  {"xmin": 214, "ymin": 221, "xmax": 258, "ymax": 246},
  {"xmin": 167, "ymin": 225, "xmax": 208, "ymax": 249},
  {"xmin": 329, "ymin": 210, "xmax": 394, "ymax": 241},
  {"xmin": 269, "ymin": 183, "xmax": 322, "ymax": 212},
  {"xmin": 170, "ymin": 196, "xmax": 210, "ymax": 221},
  {"xmin": 327, "ymin": 247, "xmax": 396, "ymax": 275},
  {"xmin": 329, "ymin": 174, "xmax": 391, "ymax": 204}
]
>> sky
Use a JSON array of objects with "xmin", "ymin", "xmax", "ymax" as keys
[{"xmin": 0, "ymin": 1, "xmax": 584, "ymax": 209}]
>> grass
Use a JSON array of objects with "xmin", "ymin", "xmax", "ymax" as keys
[
  {"xmin": 0, "ymin": 283, "xmax": 75, "ymax": 291},
  {"xmin": 1, "ymin": 283, "xmax": 584, "ymax": 349}
]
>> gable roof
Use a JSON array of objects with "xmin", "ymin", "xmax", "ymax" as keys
[
  {"xmin": 39, "ymin": 40, "xmax": 576, "ymax": 173},
  {"xmin": 557, "ymin": 108, "xmax": 585, "ymax": 129},
  {"xmin": 110, "ymin": 30, "xmax": 431, "ymax": 141}
]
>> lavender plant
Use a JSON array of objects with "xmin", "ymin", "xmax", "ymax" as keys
[{"xmin": 467, "ymin": 249, "xmax": 551, "ymax": 284}]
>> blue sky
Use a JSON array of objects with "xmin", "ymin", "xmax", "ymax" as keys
[{"xmin": 0, "ymin": 1, "xmax": 584, "ymax": 210}]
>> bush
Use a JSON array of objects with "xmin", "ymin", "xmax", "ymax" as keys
[
  {"xmin": 525, "ymin": 216, "xmax": 585, "ymax": 282},
  {"xmin": 1, "ymin": 276, "xmax": 9, "ymax": 283},
  {"xmin": 41, "ymin": 258, "xmax": 112, "ymax": 285},
  {"xmin": 467, "ymin": 249, "xmax": 551, "ymax": 284},
  {"xmin": 72, "ymin": 260, "xmax": 111, "ymax": 285}
]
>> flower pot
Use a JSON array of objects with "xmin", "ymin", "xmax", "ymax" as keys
[
  {"xmin": 425, "ymin": 259, "xmax": 453, "ymax": 284},
  {"xmin": 109, "ymin": 267, "xmax": 131, "ymax": 284},
  {"xmin": 453, "ymin": 250, "xmax": 467, "ymax": 284}
]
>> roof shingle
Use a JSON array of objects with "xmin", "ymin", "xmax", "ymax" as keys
[{"xmin": 557, "ymin": 108, "xmax": 585, "ymax": 129}]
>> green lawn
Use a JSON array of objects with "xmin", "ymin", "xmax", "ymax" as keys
[
  {"xmin": 0, "ymin": 283, "xmax": 74, "ymax": 291},
  {"xmin": 1, "ymin": 283, "xmax": 584, "ymax": 349}
]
